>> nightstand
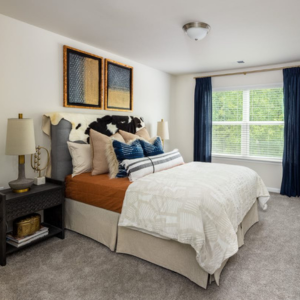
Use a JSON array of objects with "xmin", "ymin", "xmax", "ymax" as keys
[{"xmin": 0, "ymin": 178, "xmax": 65, "ymax": 266}]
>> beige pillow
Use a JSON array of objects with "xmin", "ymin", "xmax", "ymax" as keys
[
  {"xmin": 111, "ymin": 132, "xmax": 125, "ymax": 143},
  {"xmin": 119, "ymin": 128, "xmax": 151, "ymax": 143},
  {"xmin": 90, "ymin": 129, "xmax": 125, "ymax": 175},
  {"xmin": 118, "ymin": 130, "xmax": 137, "ymax": 143},
  {"xmin": 67, "ymin": 142, "xmax": 92, "ymax": 177},
  {"xmin": 136, "ymin": 128, "xmax": 151, "ymax": 141}
]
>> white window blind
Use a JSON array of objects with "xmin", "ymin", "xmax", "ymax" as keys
[{"xmin": 212, "ymin": 87, "xmax": 284, "ymax": 162}]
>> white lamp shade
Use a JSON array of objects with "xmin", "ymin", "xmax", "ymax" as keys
[
  {"xmin": 186, "ymin": 27, "xmax": 209, "ymax": 41},
  {"xmin": 157, "ymin": 120, "xmax": 169, "ymax": 140},
  {"xmin": 6, "ymin": 118, "xmax": 36, "ymax": 155}
]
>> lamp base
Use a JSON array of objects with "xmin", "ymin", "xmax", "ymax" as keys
[
  {"xmin": 12, "ymin": 187, "xmax": 30, "ymax": 193},
  {"xmin": 9, "ymin": 156, "xmax": 34, "ymax": 193},
  {"xmin": 9, "ymin": 178, "xmax": 34, "ymax": 193}
]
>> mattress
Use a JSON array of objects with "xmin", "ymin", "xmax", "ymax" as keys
[{"xmin": 65, "ymin": 173, "xmax": 131, "ymax": 213}]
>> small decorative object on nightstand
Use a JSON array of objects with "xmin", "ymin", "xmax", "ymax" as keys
[
  {"xmin": 0, "ymin": 178, "xmax": 65, "ymax": 266},
  {"xmin": 157, "ymin": 119, "xmax": 169, "ymax": 149},
  {"xmin": 5, "ymin": 114, "xmax": 36, "ymax": 193},
  {"xmin": 31, "ymin": 145, "xmax": 50, "ymax": 185},
  {"xmin": 13, "ymin": 213, "xmax": 41, "ymax": 238}
]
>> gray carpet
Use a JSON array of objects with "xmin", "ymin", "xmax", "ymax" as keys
[{"xmin": 1, "ymin": 193, "xmax": 300, "ymax": 300}]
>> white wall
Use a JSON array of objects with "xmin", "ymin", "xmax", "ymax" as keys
[
  {"xmin": 0, "ymin": 14, "xmax": 174, "ymax": 188},
  {"xmin": 169, "ymin": 62, "xmax": 300, "ymax": 191}
]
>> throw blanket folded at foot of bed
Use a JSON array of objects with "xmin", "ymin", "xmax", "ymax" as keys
[{"xmin": 119, "ymin": 162, "xmax": 270, "ymax": 274}]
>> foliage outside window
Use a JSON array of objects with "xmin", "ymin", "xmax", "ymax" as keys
[{"xmin": 212, "ymin": 87, "xmax": 284, "ymax": 161}]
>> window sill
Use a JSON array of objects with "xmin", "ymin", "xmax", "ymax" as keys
[{"xmin": 212, "ymin": 154, "xmax": 282, "ymax": 164}]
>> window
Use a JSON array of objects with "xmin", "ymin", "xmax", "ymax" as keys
[{"xmin": 212, "ymin": 87, "xmax": 284, "ymax": 162}]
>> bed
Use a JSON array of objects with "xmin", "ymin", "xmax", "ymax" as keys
[{"xmin": 44, "ymin": 113, "xmax": 269, "ymax": 289}]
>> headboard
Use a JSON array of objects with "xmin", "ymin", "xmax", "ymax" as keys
[
  {"xmin": 49, "ymin": 114, "xmax": 145, "ymax": 181},
  {"xmin": 51, "ymin": 119, "xmax": 74, "ymax": 181}
]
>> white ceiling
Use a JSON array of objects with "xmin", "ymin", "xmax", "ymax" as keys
[{"xmin": 1, "ymin": 0, "xmax": 300, "ymax": 75}]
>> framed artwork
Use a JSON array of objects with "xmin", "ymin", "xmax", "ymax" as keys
[
  {"xmin": 63, "ymin": 45, "xmax": 103, "ymax": 109},
  {"xmin": 104, "ymin": 59, "xmax": 133, "ymax": 111}
]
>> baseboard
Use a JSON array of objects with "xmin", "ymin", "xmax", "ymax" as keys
[{"xmin": 267, "ymin": 187, "xmax": 280, "ymax": 193}]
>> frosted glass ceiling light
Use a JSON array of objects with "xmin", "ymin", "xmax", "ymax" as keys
[{"xmin": 183, "ymin": 22, "xmax": 210, "ymax": 41}]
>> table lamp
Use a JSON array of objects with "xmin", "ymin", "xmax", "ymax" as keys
[
  {"xmin": 157, "ymin": 119, "xmax": 169, "ymax": 148},
  {"xmin": 5, "ymin": 114, "xmax": 36, "ymax": 193}
]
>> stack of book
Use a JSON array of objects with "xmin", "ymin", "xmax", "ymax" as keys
[{"xmin": 6, "ymin": 226, "xmax": 49, "ymax": 248}]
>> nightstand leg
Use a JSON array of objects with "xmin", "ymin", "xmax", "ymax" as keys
[{"xmin": 0, "ymin": 195, "xmax": 6, "ymax": 266}]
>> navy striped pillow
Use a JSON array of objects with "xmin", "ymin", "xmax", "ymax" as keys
[
  {"xmin": 112, "ymin": 139, "xmax": 144, "ymax": 178},
  {"xmin": 121, "ymin": 149, "xmax": 184, "ymax": 182},
  {"xmin": 139, "ymin": 137, "xmax": 164, "ymax": 156}
]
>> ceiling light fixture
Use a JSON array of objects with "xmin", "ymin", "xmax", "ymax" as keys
[{"xmin": 183, "ymin": 22, "xmax": 211, "ymax": 41}]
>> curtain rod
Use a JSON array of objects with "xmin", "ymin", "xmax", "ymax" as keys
[{"xmin": 194, "ymin": 65, "xmax": 300, "ymax": 79}]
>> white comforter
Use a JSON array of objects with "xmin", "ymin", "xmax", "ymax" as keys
[{"xmin": 119, "ymin": 162, "xmax": 270, "ymax": 274}]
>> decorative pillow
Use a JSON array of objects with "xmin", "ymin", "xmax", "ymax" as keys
[
  {"xmin": 121, "ymin": 149, "xmax": 184, "ymax": 182},
  {"xmin": 135, "ymin": 128, "xmax": 151, "ymax": 141},
  {"xmin": 118, "ymin": 130, "xmax": 138, "ymax": 143},
  {"xmin": 67, "ymin": 142, "xmax": 92, "ymax": 177},
  {"xmin": 90, "ymin": 129, "xmax": 125, "ymax": 175},
  {"xmin": 139, "ymin": 137, "xmax": 164, "ymax": 156},
  {"xmin": 106, "ymin": 139, "xmax": 144, "ymax": 178},
  {"xmin": 111, "ymin": 132, "xmax": 125, "ymax": 143},
  {"xmin": 119, "ymin": 128, "xmax": 151, "ymax": 143}
]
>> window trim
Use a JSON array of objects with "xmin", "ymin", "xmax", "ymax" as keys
[
  {"xmin": 212, "ymin": 82, "xmax": 283, "ymax": 92},
  {"xmin": 212, "ymin": 154, "xmax": 283, "ymax": 164},
  {"xmin": 212, "ymin": 85, "xmax": 284, "ymax": 163}
]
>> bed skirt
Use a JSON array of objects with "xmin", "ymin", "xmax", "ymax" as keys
[
  {"xmin": 65, "ymin": 198, "xmax": 119, "ymax": 251},
  {"xmin": 116, "ymin": 200, "xmax": 259, "ymax": 288},
  {"xmin": 65, "ymin": 198, "xmax": 259, "ymax": 288}
]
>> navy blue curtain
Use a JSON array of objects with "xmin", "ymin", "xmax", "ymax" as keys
[
  {"xmin": 280, "ymin": 67, "xmax": 300, "ymax": 197},
  {"xmin": 194, "ymin": 77, "xmax": 212, "ymax": 162}
]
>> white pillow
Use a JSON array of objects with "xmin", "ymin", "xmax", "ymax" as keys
[
  {"xmin": 67, "ymin": 142, "xmax": 92, "ymax": 177},
  {"xmin": 121, "ymin": 149, "xmax": 184, "ymax": 182}
]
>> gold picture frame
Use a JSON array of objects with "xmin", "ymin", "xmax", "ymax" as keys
[
  {"xmin": 63, "ymin": 45, "xmax": 104, "ymax": 109},
  {"xmin": 104, "ymin": 59, "xmax": 133, "ymax": 112}
]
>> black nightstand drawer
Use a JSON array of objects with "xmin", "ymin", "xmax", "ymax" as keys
[{"xmin": 6, "ymin": 188, "xmax": 62, "ymax": 221}]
